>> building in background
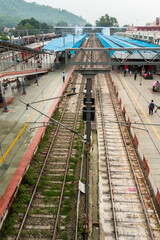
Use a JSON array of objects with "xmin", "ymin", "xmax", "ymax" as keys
[{"xmin": 117, "ymin": 18, "xmax": 160, "ymax": 45}]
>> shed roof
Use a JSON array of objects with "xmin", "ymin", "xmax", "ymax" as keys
[{"xmin": 43, "ymin": 34, "xmax": 87, "ymax": 52}]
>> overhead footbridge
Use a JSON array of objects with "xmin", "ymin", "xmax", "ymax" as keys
[
  {"xmin": 0, "ymin": 39, "xmax": 54, "ymax": 75},
  {"xmin": 0, "ymin": 40, "xmax": 55, "ymax": 111}
]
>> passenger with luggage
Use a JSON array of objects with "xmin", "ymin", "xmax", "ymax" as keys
[
  {"xmin": 148, "ymin": 100, "xmax": 155, "ymax": 115},
  {"xmin": 144, "ymin": 71, "xmax": 153, "ymax": 79},
  {"xmin": 134, "ymin": 72, "xmax": 137, "ymax": 80}
]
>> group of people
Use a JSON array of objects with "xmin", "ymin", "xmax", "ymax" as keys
[
  {"xmin": 123, "ymin": 67, "xmax": 155, "ymax": 80},
  {"xmin": 124, "ymin": 68, "xmax": 131, "ymax": 77},
  {"xmin": 123, "ymin": 68, "xmax": 138, "ymax": 80},
  {"xmin": 120, "ymin": 67, "xmax": 160, "ymax": 116},
  {"xmin": 143, "ymin": 71, "xmax": 152, "ymax": 78}
]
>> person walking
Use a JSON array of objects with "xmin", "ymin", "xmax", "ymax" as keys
[
  {"xmin": 72, "ymin": 87, "xmax": 76, "ymax": 93},
  {"xmin": 124, "ymin": 68, "xmax": 127, "ymax": 77},
  {"xmin": 129, "ymin": 70, "xmax": 132, "ymax": 76},
  {"xmin": 148, "ymin": 100, "xmax": 155, "ymax": 115},
  {"xmin": 62, "ymin": 72, "xmax": 65, "ymax": 83},
  {"xmin": 134, "ymin": 72, "xmax": 137, "ymax": 80}
]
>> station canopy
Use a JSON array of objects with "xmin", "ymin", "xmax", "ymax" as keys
[
  {"xmin": 42, "ymin": 34, "xmax": 87, "ymax": 53},
  {"xmin": 97, "ymin": 33, "xmax": 160, "ymax": 58},
  {"xmin": 97, "ymin": 34, "xmax": 160, "ymax": 52}
]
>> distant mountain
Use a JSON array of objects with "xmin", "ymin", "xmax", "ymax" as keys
[{"xmin": 0, "ymin": 0, "xmax": 86, "ymax": 28}]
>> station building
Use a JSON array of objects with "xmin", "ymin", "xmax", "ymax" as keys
[{"xmin": 119, "ymin": 17, "xmax": 160, "ymax": 45}]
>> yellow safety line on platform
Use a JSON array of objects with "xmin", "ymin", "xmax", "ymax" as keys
[
  {"xmin": 120, "ymin": 74, "xmax": 160, "ymax": 140},
  {"xmin": 0, "ymin": 73, "xmax": 63, "ymax": 165}
]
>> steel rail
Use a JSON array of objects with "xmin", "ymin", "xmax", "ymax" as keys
[
  {"xmin": 96, "ymin": 76, "xmax": 118, "ymax": 239},
  {"xmin": 106, "ymin": 75, "xmax": 155, "ymax": 240},
  {"xmin": 75, "ymin": 127, "xmax": 86, "ymax": 240},
  {"xmin": 52, "ymin": 76, "xmax": 84, "ymax": 240}
]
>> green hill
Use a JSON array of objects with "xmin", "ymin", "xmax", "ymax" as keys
[{"xmin": 0, "ymin": 0, "xmax": 86, "ymax": 27}]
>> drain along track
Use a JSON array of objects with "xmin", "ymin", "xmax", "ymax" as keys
[{"xmin": 95, "ymin": 73, "xmax": 160, "ymax": 239}]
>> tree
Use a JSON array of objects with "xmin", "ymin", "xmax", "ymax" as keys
[
  {"xmin": 96, "ymin": 14, "xmax": 119, "ymax": 27},
  {"xmin": 84, "ymin": 23, "xmax": 92, "ymax": 27},
  {"xmin": 24, "ymin": 23, "xmax": 34, "ymax": 30},
  {"xmin": 56, "ymin": 21, "xmax": 68, "ymax": 26},
  {"xmin": 29, "ymin": 18, "xmax": 41, "ymax": 29},
  {"xmin": 41, "ymin": 22, "xmax": 49, "ymax": 30},
  {"xmin": 14, "ymin": 18, "xmax": 53, "ymax": 36},
  {"xmin": 18, "ymin": 18, "xmax": 41, "ymax": 29},
  {"xmin": 0, "ymin": 34, "xmax": 9, "ymax": 41}
]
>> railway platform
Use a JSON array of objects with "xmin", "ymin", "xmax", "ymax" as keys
[
  {"xmin": 110, "ymin": 70, "xmax": 160, "ymax": 204},
  {"xmin": 0, "ymin": 63, "xmax": 74, "ymax": 228}
]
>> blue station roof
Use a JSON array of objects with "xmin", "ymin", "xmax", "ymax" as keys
[
  {"xmin": 97, "ymin": 33, "xmax": 160, "ymax": 51},
  {"xmin": 97, "ymin": 34, "xmax": 120, "ymax": 57},
  {"xmin": 43, "ymin": 34, "xmax": 87, "ymax": 52},
  {"xmin": 114, "ymin": 35, "xmax": 159, "ymax": 48}
]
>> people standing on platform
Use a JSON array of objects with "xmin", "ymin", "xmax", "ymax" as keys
[
  {"xmin": 124, "ymin": 69, "xmax": 127, "ymax": 77},
  {"xmin": 130, "ymin": 70, "xmax": 132, "ymax": 76},
  {"xmin": 134, "ymin": 72, "xmax": 137, "ymax": 80},
  {"xmin": 72, "ymin": 87, "xmax": 76, "ymax": 93},
  {"xmin": 148, "ymin": 100, "xmax": 155, "ymax": 115},
  {"xmin": 39, "ymin": 58, "xmax": 42, "ymax": 68},
  {"xmin": 153, "ymin": 81, "xmax": 159, "ymax": 92},
  {"xmin": 37, "ymin": 59, "xmax": 40, "ymax": 68},
  {"xmin": 62, "ymin": 72, "xmax": 65, "ymax": 83},
  {"xmin": 142, "ymin": 69, "xmax": 145, "ymax": 76}
]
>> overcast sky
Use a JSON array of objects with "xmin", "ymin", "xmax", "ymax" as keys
[{"xmin": 25, "ymin": 0, "xmax": 160, "ymax": 26}]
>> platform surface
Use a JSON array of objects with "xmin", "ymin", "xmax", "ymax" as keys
[
  {"xmin": 110, "ymin": 70, "xmax": 160, "ymax": 197},
  {"xmin": 0, "ymin": 64, "xmax": 73, "ymax": 199}
]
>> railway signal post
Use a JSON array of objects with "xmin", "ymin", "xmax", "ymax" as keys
[{"xmin": 75, "ymin": 67, "xmax": 110, "ymax": 233}]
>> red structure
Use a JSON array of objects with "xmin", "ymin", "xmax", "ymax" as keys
[{"xmin": 135, "ymin": 26, "xmax": 160, "ymax": 31}]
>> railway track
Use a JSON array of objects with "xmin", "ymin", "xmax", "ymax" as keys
[
  {"xmin": 95, "ymin": 73, "xmax": 160, "ymax": 239},
  {"xmin": 0, "ymin": 73, "xmax": 85, "ymax": 240}
]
